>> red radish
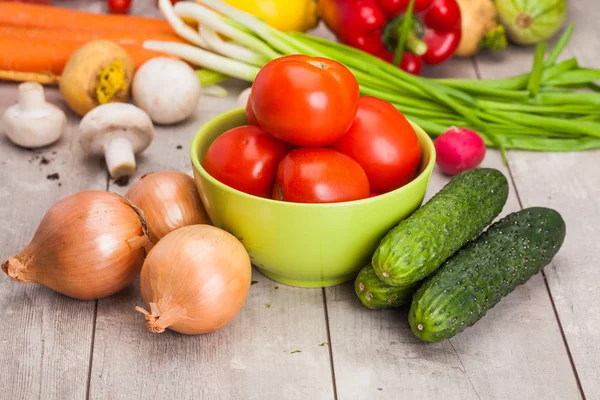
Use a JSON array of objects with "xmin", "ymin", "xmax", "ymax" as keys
[{"xmin": 434, "ymin": 127, "xmax": 486, "ymax": 176}]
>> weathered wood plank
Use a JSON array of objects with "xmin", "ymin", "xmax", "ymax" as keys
[
  {"xmin": 0, "ymin": 83, "xmax": 106, "ymax": 399},
  {"xmin": 326, "ymin": 147, "xmax": 580, "ymax": 399},
  {"xmin": 475, "ymin": 1, "xmax": 600, "ymax": 396},
  {"xmin": 87, "ymin": 80, "xmax": 334, "ymax": 400}
]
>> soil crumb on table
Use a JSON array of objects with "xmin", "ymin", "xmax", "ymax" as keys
[
  {"xmin": 114, "ymin": 176, "xmax": 130, "ymax": 187},
  {"xmin": 46, "ymin": 173, "xmax": 60, "ymax": 180}
]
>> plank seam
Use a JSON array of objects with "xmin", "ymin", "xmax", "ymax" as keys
[
  {"xmin": 322, "ymin": 289, "xmax": 338, "ymax": 400},
  {"xmin": 85, "ymin": 300, "xmax": 99, "ymax": 400},
  {"xmin": 471, "ymin": 55, "xmax": 586, "ymax": 399},
  {"xmin": 86, "ymin": 172, "xmax": 110, "ymax": 400}
]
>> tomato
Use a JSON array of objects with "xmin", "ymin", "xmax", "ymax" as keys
[
  {"xmin": 251, "ymin": 55, "xmax": 360, "ymax": 147},
  {"xmin": 273, "ymin": 148, "xmax": 370, "ymax": 203},
  {"xmin": 107, "ymin": 0, "xmax": 131, "ymax": 14},
  {"xmin": 245, "ymin": 91, "xmax": 259, "ymax": 126},
  {"xmin": 331, "ymin": 96, "xmax": 422, "ymax": 193},
  {"xmin": 203, "ymin": 125, "xmax": 291, "ymax": 198}
]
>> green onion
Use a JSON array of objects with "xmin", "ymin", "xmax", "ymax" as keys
[{"xmin": 151, "ymin": 0, "xmax": 600, "ymax": 153}]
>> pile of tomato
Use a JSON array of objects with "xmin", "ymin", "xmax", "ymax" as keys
[{"xmin": 203, "ymin": 55, "xmax": 422, "ymax": 204}]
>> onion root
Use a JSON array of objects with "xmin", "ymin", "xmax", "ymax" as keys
[{"xmin": 136, "ymin": 303, "xmax": 188, "ymax": 333}]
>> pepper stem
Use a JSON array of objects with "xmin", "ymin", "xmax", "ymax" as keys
[
  {"xmin": 405, "ymin": 33, "xmax": 428, "ymax": 56},
  {"xmin": 480, "ymin": 25, "xmax": 508, "ymax": 52}
]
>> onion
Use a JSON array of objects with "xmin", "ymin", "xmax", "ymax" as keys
[
  {"xmin": 135, "ymin": 225, "xmax": 251, "ymax": 334},
  {"xmin": 125, "ymin": 171, "xmax": 211, "ymax": 244},
  {"xmin": 496, "ymin": 0, "xmax": 567, "ymax": 45},
  {"xmin": 1, "ymin": 191, "xmax": 152, "ymax": 300}
]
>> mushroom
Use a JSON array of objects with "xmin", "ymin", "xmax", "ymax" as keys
[
  {"xmin": 132, "ymin": 57, "xmax": 201, "ymax": 125},
  {"xmin": 79, "ymin": 103, "xmax": 154, "ymax": 178},
  {"xmin": 2, "ymin": 82, "xmax": 66, "ymax": 148}
]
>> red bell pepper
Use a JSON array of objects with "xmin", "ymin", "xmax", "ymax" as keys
[{"xmin": 319, "ymin": 0, "xmax": 462, "ymax": 75}]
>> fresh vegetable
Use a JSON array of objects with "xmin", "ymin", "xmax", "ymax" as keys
[
  {"xmin": 238, "ymin": 87, "xmax": 252, "ymax": 108},
  {"xmin": 203, "ymin": 125, "xmax": 291, "ymax": 197},
  {"xmin": 135, "ymin": 225, "xmax": 252, "ymax": 334},
  {"xmin": 372, "ymin": 168, "xmax": 508, "ymax": 286},
  {"xmin": 455, "ymin": 0, "xmax": 507, "ymax": 56},
  {"xmin": 223, "ymin": 0, "xmax": 318, "ymax": 32},
  {"xmin": 152, "ymin": 0, "xmax": 600, "ymax": 152},
  {"xmin": 272, "ymin": 148, "xmax": 370, "ymax": 203},
  {"xmin": 0, "ymin": 37, "xmax": 165, "ymax": 81},
  {"xmin": 2, "ymin": 82, "xmax": 66, "ymax": 148},
  {"xmin": 1, "ymin": 191, "xmax": 152, "ymax": 300},
  {"xmin": 125, "ymin": 171, "xmax": 211, "ymax": 244},
  {"xmin": 132, "ymin": 57, "xmax": 201, "ymax": 125},
  {"xmin": 496, "ymin": 0, "xmax": 567, "ymax": 45},
  {"xmin": 355, "ymin": 264, "xmax": 420, "ymax": 310},
  {"xmin": 251, "ymin": 55, "xmax": 360, "ymax": 147},
  {"xmin": 59, "ymin": 40, "xmax": 134, "ymax": 116},
  {"xmin": 319, "ymin": 0, "xmax": 462, "ymax": 74},
  {"xmin": 434, "ymin": 127, "xmax": 486, "ymax": 175},
  {"xmin": 107, "ymin": 0, "xmax": 132, "ymax": 14},
  {"xmin": 79, "ymin": 103, "xmax": 155, "ymax": 178},
  {"xmin": 0, "ymin": 2, "xmax": 174, "ymax": 34},
  {"xmin": 245, "ymin": 92, "xmax": 259, "ymax": 125},
  {"xmin": 331, "ymin": 96, "xmax": 422, "ymax": 193},
  {"xmin": 409, "ymin": 207, "xmax": 566, "ymax": 342}
]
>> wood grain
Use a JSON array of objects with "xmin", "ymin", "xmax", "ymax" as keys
[
  {"xmin": 86, "ymin": 80, "xmax": 335, "ymax": 400},
  {"xmin": 475, "ymin": 1, "xmax": 600, "ymax": 396},
  {"xmin": 0, "ymin": 83, "xmax": 106, "ymax": 399},
  {"xmin": 325, "ymin": 148, "xmax": 580, "ymax": 399}
]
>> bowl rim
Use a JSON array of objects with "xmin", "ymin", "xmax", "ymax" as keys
[{"xmin": 190, "ymin": 108, "xmax": 436, "ymax": 209}]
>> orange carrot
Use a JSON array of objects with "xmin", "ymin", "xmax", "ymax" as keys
[
  {"xmin": 0, "ymin": 2, "xmax": 174, "ymax": 34},
  {"xmin": 0, "ymin": 26, "xmax": 186, "ymax": 47},
  {"xmin": 0, "ymin": 38, "xmax": 172, "ymax": 75}
]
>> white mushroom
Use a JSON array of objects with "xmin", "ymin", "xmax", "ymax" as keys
[
  {"xmin": 1, "ymin": 82, "xmax": 66, "ymax": 148},
  {"xmin": 237, "ymin": 87, "xmax": 252, "ymax": 108},
  {"xmin": 132, "ymin": 57, "xmax": 201, "ymax": 125},
  {"xmin": 79, "ymin": 103, "xmax": 154, "ymax": 178}
]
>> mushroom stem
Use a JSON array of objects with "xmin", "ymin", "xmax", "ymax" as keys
[
  {"xmin": 105, "ymin": 137, "xmax": 136, "ymax": 178},
  {"xmin": 18, "ymin": 82, "xmax": 46, "ymax": 110}
]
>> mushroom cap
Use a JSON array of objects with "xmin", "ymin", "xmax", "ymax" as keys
[
  {"xmin": 2, "ymin": 82, "xmax": 66, "ymax": 148},
  {"xmin": 79, "ymin": 103, "xmax": 154, "ymax": 154},
  {"xmin": 132, "ymin": 57, "xmax": 201, "ymax": 125}
]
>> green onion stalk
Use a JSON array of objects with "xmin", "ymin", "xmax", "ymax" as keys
[{"xmin": 149, "ymin": 0, "xmax": 600, "ymax": 153}]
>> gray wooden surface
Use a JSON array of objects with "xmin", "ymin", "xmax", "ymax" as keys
[{"xmin": 0, "ymin": 1, "xmax": 598, "ymax": 399}]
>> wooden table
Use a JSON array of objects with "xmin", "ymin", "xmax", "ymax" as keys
[{"xmin": 1, "ymin": 1, "xmax": 598, "ymax": 399}]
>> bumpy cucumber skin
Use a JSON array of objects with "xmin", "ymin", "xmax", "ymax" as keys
[
  {"xmin": 409, "ymin": 207, "xmax": 566, "ymax": 342},
  {"xmin": 354, "ymin": 264, "xmax": 419, "ymax": 309},
  {"xmin": 372, "ymin": 168, "xmax": 509, "ymax": 286}
]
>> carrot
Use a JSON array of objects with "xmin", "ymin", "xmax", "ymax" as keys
[
  {"xmin": 0, "ymin": 2, "xmax": 174, "ymax": 34},
  {"xmin": 0, "ymin": 38, "xmax": 172, "ymax": 75},
  {"xmin": 0, "ymin": 26, "xmax": 186, "ymax": 47}
]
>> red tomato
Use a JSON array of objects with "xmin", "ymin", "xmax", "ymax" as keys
[
  {"xmin": 251, "ymin": 55, "xmax": 360, "ymax": 147},
  {"xmin": 331, "ymin": 96, "xmax": 422, "ymax": 193},
  {"xmin": 273, "ymin": 148, "xmax": 370, "ymax": 203},
  {"xmin": 245, "ymin": 91, "xmax": 259, "ymax": 126},
  {"xmin": 107, "ymin": 0, "xmax": 131, "ymax": 14},
  {"xmin": 203, "ymin": 125, "xmax": 291, "ymax": 197}
]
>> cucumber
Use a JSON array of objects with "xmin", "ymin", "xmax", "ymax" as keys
[
  {"xmin": 354, "ymin": 264, "xmax": 419, "ymax": 309},
  {"xmin": 409, "ymin": 207, "xmax": 566, "ymax": 342},
  {"xmin": 372, "ymin": 168, "xmax": 509, "ymax": 286}
]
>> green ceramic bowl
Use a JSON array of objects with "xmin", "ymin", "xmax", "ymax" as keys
[{"xmin": 190, "ymin": 108, "xmax": 436, "ymax": 288}]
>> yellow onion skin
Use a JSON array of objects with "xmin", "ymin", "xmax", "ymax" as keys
[
  {"xmin": 1, "ymin": 191, "xmax": 151, "ymax": 300},
  {"xmin": 137, "ymin": 225, "xmax": 251, "ymax": 335},
  {"xmin": 125, "ymin": 171, "xmax": 211, "ymax": 244}
]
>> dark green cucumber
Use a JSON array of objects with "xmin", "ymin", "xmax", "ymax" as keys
[
  {"xmin": 372, "ymin": 168, "xmax": 509, "ymax": 286},
  {"xmin": 409, "ymin": 207, "xmax": 566, "ymax": 342},
  {"xmin": 354, "ymin": 264, "xmax": 419, "ymax": 309}
]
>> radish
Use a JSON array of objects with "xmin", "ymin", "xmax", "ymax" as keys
[{"xmin": 434, "ymin": 127, "xmax": 486, "ymax": 176}]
